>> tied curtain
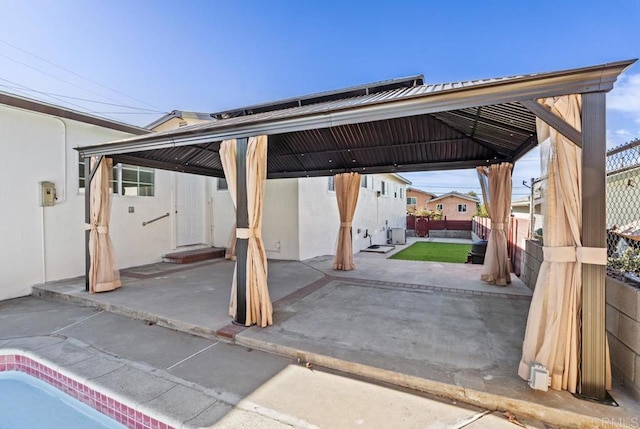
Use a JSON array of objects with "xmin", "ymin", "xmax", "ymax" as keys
[
  {"xmin": 333, "ymin": 172, "xmax": 360, "ymax": 270},
  {"xmin": 518, "ymin": 94, "xmax": 611, "ymax": 392},
  {"xmin": 220, "ymin": 136, "xmax": 273, "ymax": 327},
  {"xmin": 85, "ymin": 157, "xmax": 121, "ymax": 293},
  {"xmin": 476, "ymin": 162, "xmax": 513, "ymax": 286}
]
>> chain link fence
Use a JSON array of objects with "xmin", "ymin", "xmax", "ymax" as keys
[{"xmin": 606, "ymin": 138, "xmax": 640, "ymax": 283}]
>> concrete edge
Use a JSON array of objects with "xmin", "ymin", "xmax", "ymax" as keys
[
  {"xmin": 32, "ymin": 287, "xmax": 221, "ymax": 342},
  {"xmin": 0, "ymin": 336, "xmax": 242, "ymax": 429},
  {"xmin": 234, "ymin": 335, "xmax": 632, "ymax": 429}
]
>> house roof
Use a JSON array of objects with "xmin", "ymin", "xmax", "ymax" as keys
[
  {"xmin": 76, "ymin": 60, "xmax": 635, "ymax": 180},
  {"xmin": 429, "ymin": 192, "xmax": 480, "ymax": 203},
  {"xmin": 0, "ymin": 90, "xmax": 149, "ymax": 135},
  {"xmin": 390, "ymin": 173, "xmax": 411, "ymax": 185},
  {"xmin": 407, "ymin": 187, "xmax": 437, "ymax": 197},
  {"xmin": 145, "ymin": 110, "xmax": 214, "ymax": 130}
]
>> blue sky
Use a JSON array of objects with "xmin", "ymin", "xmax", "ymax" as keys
[{"xmin": 1, "ymin": 0, "xmax": 639, "ymax": 199}]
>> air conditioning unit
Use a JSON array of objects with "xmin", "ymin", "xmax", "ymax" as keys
[{"xmin": 391, "ymin": 228, "xmax": 406, "ymax": 245}]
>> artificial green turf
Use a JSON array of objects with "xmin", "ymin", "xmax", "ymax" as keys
[{"xmin": 390, "ymin": 242, "xmax": 471, "ymax": 263}]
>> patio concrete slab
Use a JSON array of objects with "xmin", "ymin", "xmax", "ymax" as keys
[
  {"xmin": 239, "ymin": 280, "xmax": 528, "ymax": 385},
  {"xmin": 235, "ymin": 364, "xmax": 487, "ymax": 429},
  {"xmin": 0, "ymin": 296, "xmax": 98, "ymax": 338},
  {"xmin": 34, "ymin": 259, "xmax": 325, "ymax": 337},
  {"xmin": 60, "ymin": 311, "xmax": 215, "ymax": 369},
  {"xmin": 142, "ymin": 384, "xmax": 219, "ymax": 423},
  {"xmin": 167, "ymin": 341, "xmax": 292, "ymax": 401},
  {"xmin": 304, "ymin": 253, "xmax": 533, "ymax": 296}
]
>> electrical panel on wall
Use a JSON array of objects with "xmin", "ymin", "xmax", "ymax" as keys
[{"xmin": 39, "ymin": 181, "xmax": 56, "ymax": 207}]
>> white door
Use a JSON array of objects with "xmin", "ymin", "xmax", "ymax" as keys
[{"xmin": 176, "ymin": 173, "xmax": 206, "ymax": 246}]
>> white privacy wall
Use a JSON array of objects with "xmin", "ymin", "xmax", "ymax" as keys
[{"xmin": 0, "ymin": 105, "xmax": 175, "ymax": 300}]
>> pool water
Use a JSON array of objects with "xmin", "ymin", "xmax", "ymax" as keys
[{"xmin": 0, "ymin": 371, "xmax": 125, "ymax": 429}]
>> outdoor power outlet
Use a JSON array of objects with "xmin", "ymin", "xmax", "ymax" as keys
[
  {"xmin": 528, "ymin": 362, "xmax": 550, "ymax": 391},
  {"xmin": 128, "ymin": 206, "xmax": 135, "ymax": 213}
]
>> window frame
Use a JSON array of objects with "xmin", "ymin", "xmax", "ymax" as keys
[
  {"xmin": 407, "ymin": 196, "xmax": 417, "ymax": 205},
  {"xmin": 78, "ymin": 158, "xmax": 155, "ymax": 197},
  {"xmin": 436, "ymin": 203, "xmax": 443, "ymax": 211},
  {"xmin": 217, "ymin": 178, "xmax": 228, "ymax": 191},
  {"xmin": 328, "ymin": 176, "xmax": 335, "ymax": 192},
  {"xmin": 458, "ymin": 203, "xmax": 468, "ymax": 213}
]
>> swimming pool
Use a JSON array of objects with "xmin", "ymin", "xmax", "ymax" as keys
[
  {"xmin": 0, "ymin": 353, "xmax": 173, "ymax": 429},
  {"xmin": 0, "ymin": 371, "xmax": 124, "ymax": 429}
]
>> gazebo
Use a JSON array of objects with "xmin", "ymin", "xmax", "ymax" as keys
[{"xmin": 77, "ymin": 59, "xmax": 636, "ymax": 402}]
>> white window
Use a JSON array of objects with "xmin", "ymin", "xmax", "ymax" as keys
[
  {"xmin": 79, "ymin": 159, "xmax": 154, "ymax": 196},
  {"xmin": 217, "ymin": 178, "xmax": 228, "ymax": 190},
  {"xmin": 407, "ymin": 196, "xmax": 417, "ymax": 205},
  {"xmin": 458, "ymin": 204, "xmax": 467, "ymax": 213},
  {"xmin": 381, "ymin": 181, "xmax": 387, "ymax": 196},
  {"xmin": 361, "ymin": 175, "xmax": 368, "ymax": 188},
  {"xmin": 436, "ymin": 203, "xmax": 443, "ymax": 210},
  {"xmin": 328, "ymin": 176, "xmax": 335, "ymax": 192},
  {"xmin": 400, "ymin": 188, "xmax": 404, "ymax": 199}
]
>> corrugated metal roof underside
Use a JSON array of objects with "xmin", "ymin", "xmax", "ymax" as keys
[{"xmin": 111, "ymin": 103, "xmax": 537, "ymax": 179}]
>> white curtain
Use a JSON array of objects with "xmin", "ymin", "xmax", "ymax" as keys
[
  {"xmin": 85, "ymin": 157, "xmax": 121, "ymax": 293},
  {"xmin": 476, "ymin": 162, "xmax": 513, "ymax": 286},
  {"xmin": 518, "ymin": 94, "xmax": 611, "ymax": 392},
  {"xmin": 220, "ymin": 137, "xmax": 272, "ymax": 327}
]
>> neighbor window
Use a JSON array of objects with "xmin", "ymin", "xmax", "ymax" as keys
[
  {"xmin": 381, "ymin": 181, "xmax": 387, "ymax": 196},
  {"xmin": 361, "ymin": 175, "xmax": 368, "ymax": 188},
  {"xmin": 217, "ymin": 178, "xmax": 228, "ymax": 190},
  {"xmin": 458, "ymin": 204, "xmax": 467, "ymax": 213},
  {"xmin": 328, "ymin": 176, "xmax": 335, "ymax": 192},
  {"xmin": 407, "ymin": 197, "xmax": 417, "ymax": 205},
  {"xmin": 436, "ymin": 203, "xmax": 443, "ymax": 210}
]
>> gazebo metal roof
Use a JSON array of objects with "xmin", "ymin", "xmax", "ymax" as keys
[{"xmin": 77, "ymin": 60, "xmax": 635, "ymax": 179}]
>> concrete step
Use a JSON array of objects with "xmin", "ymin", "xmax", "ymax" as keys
[{"xmin": 162, "ymin": 247, "xmax": 226, "ymax": 264}]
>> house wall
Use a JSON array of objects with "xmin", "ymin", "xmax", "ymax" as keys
[
  {"xmin": 0, "ymin": 105, "xmax": 175, "ymax": 301},
  {"xmin": 298, "ymin": 174, "xmax": 407, "ymax": 260},
  {"xmin": 210, "ymin": 178, "xmax": 300, "ymax": 261},
  {"xmin": 427, "ymin": 195, "xmax": 476, "ymax": 221},
  {"xmin": 406, "ymin": 189, "xmax": 434, "ymax": 212}
]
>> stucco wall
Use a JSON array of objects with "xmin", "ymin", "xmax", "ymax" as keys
[
  {"xmin": 0, "ymin": 105, "xmax": 175, "ymax": 301},
  {"xmin": 211, "ymin": 178, "xmax": 300, "ymax": 261},
  {"xmin": 427, "ymin": 195, "xmax": 477, "ymax": 221},
  {"xmin": 406, "ymin": 189, "xmax": 435, "ymax": 212},
  {"xmin": 298, "ymin": 174, "xmax": 407, "ymax": 260}
]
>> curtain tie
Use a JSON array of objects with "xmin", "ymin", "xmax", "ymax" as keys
[
  {"xmin": 340, "ymin": 222, "xmax": 352, "ymax": 227},
  {"xmin": 84, "ymin": 223, "xmax": 109, "ymax": 234},
  {"xmin": 492, "ymin": 222, "xmax": 505, "ymax": 230},
  {"xmin": 236, "ymin": 228, "xmax": 260, "ymax": 239},
  {"xmin": 543, "ymin": 246, "xmax": 607, "ymax": 265}
]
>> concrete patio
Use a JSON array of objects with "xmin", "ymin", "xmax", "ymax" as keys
[{"xmin": 31, "ymin": 246, "xmax": 640, "ymax": 428}]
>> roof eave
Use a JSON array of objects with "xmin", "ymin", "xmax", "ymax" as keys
[{"xmin": 0, "ymin": 90, "xmax": 150, "ymax": 135}]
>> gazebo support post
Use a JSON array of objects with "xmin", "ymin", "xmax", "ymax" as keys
[
  {"xmin": 234, "ymin": 137, "xmax": 249, "ymax": 325},
  {"xmin": 84, "ymin": 155, "xmax": 104, "ymax": 292},
  {"xmin": 579, "ymin": 91, "xmax": 608, "ymax": 401}
]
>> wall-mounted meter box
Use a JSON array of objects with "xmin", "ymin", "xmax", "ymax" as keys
[{"xmin": 39, "ymin": 181, "xmax": 56, "ymax": 207}]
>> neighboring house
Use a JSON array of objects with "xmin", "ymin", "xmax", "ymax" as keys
[
  {"xmin": 211, "ymin": 173, "xmax": 410, "ymax": 260},
  {"xmin": 426, "ymin": 192, "xmax": 479, "ymax": 221},
  {"xmin": 146, "ymin": 110, "xmax": 213, "ymax": 132},
  {"xmin": 0, "ymin": 91, "xmax": 178, "ymax": 301},
  {"xmin": 406, "ymin": 187, "xmax": 437, "ymax": 213}
]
